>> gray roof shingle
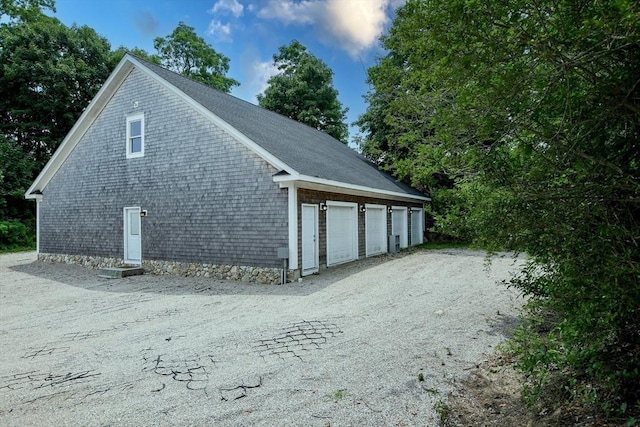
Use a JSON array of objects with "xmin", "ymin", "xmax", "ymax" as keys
[{"xmin": 135, "ymin": 56, "xmax": 426, "ymax": 199}]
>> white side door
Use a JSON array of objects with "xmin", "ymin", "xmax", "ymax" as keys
[
  {"xmin": 392, "ymin": 207, "xmax": 409, "ymax": 249},
  {"xmin": 301, "ymin": 204, "xmax": 319, "ymax": 275},
  {"xmin": 124, "ymin": 207, "xmax": 141, "ymax": 264},
  {"xmin": 365, "ymin": 204, "xmax": 387, "ymax": 257},
  {"xmin": 326, "ymin": 202, "xmax": 358, "ymax": 266}
]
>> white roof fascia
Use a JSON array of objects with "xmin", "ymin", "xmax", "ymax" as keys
[
  {"xmin": 128, "ymin": 56, "xmax": 296, "ymax": 176},
  {"xmin": 25, "ymin": 60, "xmax": 135, "ymax": 199},
  {"xmin": 275, "ymin": 174, "xmax": 430, "ymax": 203}
]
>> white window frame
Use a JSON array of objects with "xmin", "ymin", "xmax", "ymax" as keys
[{"xmin": 126, "ymin": 113, "xmax": 145, "ymax": 159}]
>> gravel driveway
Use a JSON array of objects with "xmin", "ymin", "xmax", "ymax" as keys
[{"xmin": 0, "ymin": 249, "xmax": 523, "ymax": 426}]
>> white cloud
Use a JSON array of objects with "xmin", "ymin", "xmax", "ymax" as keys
[
  {"xmin": 207, "ymin": 19, "xmax": 232, "ymax": 41},
  {"xmin": 210, "ymin": 0, "xmax": 244, "ymax": 17},
  {"xmin": 324, "ymin": 0, "xmax": 391, "ymax": 57},
  {"xmin": 208, "ymin": 0, "xmax": 245, "ymax": 42},
  {"xmin": 248, "ymin": 60, "xmax": 280, "ymax": 101},
  {"xmin": 232, "ymin": 47, "xmax": 282, "ymax": 104},
  {"xmin": 256, "ymin": 0, "xmax": 319, "ymax": 24},
  {"xmin": 253, "ymin": 0, "xmax": 404, "ymax": 57}
]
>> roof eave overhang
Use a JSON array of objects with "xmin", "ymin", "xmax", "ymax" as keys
[
  {"xmin": 274, "ymin": 174, "xmax": 430, "ymax": 203},
  {"xmin": 25, "ymin": 193, "xmax": 43, "ymax": 201}
]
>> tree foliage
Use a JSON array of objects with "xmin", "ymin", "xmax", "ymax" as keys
[
  {"xmin": 0, "ymin": 0, "xmax": 115, "ymax": 249},
  {"xmin": 358, "ymin": 0, "xmax": 640, "ymax": 417},
  {"xmin": 0, "ymin": 0, "xmax": 53, "ymax": 20},
  {"xmin": 110, "ymin": 45, "xmax": 159, "ymax": 66},
  {"xmin": 0, "ymin": 135, "xmax": 35, "ymax": 221},
  {"xmin": 258, "ymin": 40, "xmax": 349, "ymax": 143},
  {"xmin": 0, "ymin": 14, "xmax": 115, "ymax": 166},
  {"xmin": 153, "ymin": 22, "xmax": 238, "ymax": 93}
]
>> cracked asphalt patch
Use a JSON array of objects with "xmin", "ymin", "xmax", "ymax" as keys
[
  {"xmin": 254, "ymin": 319, "xmax": 343, "ymax": 361},
  {"xmin": 0, "ymin": 249, "xmax": 524, "ymax": 426}
]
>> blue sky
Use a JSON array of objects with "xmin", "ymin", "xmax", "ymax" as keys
[{"xmin": 51, "ymin": 0, "xmax": 406, "ymax": 143}]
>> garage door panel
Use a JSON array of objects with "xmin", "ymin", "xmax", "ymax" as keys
[
  {"xmin": 366, "ymin": 206, "xmax": 387, "ymax": 257},
  {"xmin": 327, "ymin": 205, "xmax": 357, "ymax": 266},
  {"xmin": 410, "ymin": 209, "xmax": 424, "ymax": 246},
  {"xmin": 392, "ymin": 208, "xmax": 408, "ymax": 249}
]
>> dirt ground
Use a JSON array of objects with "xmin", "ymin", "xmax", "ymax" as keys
[
  {"xmin": 443, "ymin": 343, "xmax": 630, "ymax": 426},
  {"xmin": 1, "ymin": 248, "xmax": 526, "ymax": 426}
]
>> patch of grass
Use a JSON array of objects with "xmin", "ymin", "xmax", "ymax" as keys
[
  {"xmin": 325, "ymin": 389, "xmax": 347, "ymax": 402},
  {"xmin": 433, "ymin": 399, "xmax": 451, "ymax": 425},
  {"xmin": 0, "ymin": 245, "xmax": 36, "ymax": 254}
]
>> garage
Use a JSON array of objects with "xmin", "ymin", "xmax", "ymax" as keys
[
  {"xmin": 326, "ymin": 202, "xmax": 358, "ymax": 266},
  {"xmin": 365, "ymin": 204, "xmax": 387, "ymax": 257}
]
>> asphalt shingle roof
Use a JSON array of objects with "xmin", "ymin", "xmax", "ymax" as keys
[{"xmin": 136, "ymin": 56, "xmax": 425, "ymax": 199}]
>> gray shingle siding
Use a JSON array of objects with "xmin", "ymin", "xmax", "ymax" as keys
[{"xmin": 39, "ymin": 68, "xmax": 288, "ymax": 268}]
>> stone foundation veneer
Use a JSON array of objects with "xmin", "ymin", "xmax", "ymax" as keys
[{"xmin": 37, "ymin": 253, "xmax": 292, "ymax": 285}]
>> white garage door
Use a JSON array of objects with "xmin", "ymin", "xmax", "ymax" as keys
[
  {"xmin": 365, "ymin": 205, "xmax": 387, "ymax": 257},
  {"xmin": 392, "ymin": 207, "xmax": 408, "ymax": 249},
  {"xmin": 326, "ymin": 203, "xmax": 358, "ymax": 266},
  {"xmin": 410, "ymin": 208, "xmax": 424, "ymax": 246}
]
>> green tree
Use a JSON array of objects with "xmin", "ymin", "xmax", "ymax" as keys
[
  {"xmin": 0, "ymin": 0, "xmax": 54, "ymax": 20},
  {"xmin": 0, "ymin": 134, "xmax": 35, "ymax": 221},
  {"xmin": 0, "ymin": 135, "xmax": 36, "ymax": 250},
  {"xmin": 0, "ymin": 14, "xmax": 114, "ymax": 166},
  {"xmin": 153, "ymin": 22, "xmax": 238, "ymax": 92},
  {"xmin": 109, "ymin": 46, "xmax": 159, "ymax": 68},
  {"xmin": 360, "ymin": 0, "xmax": 640, "ymax": 417},
  {"xmin": 0, "ymin": 2, "xmax": 115, "ymax": 249},
  {"xmin": 258, "ymin": 40, "xmax": 349, "ymax": 143},
  {"xmin": 355, "ymin": 1, "xmax": 472, "ymax": 236}
]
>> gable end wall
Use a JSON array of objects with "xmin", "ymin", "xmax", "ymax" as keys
[{"xmin": 38, "ymin": 68, "xmax": 288, "ymax": 268}]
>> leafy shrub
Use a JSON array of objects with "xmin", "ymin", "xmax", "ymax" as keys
[{"xmin": 0, "ymin": 219, "xmax": 35, "ymax": 250}]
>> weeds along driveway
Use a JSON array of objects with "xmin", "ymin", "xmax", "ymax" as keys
[{"xmin": 0, "ymin": 249, "xmax": 523, "ymax": 426}]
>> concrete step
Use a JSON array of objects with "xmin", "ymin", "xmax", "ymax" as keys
[{"xmin": 98, "ymin": 266, "xmax": 145, "ymax": 279}]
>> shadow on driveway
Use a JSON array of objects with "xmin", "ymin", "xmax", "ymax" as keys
[{"xmin": 9, "ymin": 250, "xmax": 420, "ymax": 297}]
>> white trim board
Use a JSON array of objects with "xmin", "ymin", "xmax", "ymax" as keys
[
  {"xmin": 301, "ymin": 203, "xmax": 319, "ymax": 275},
  {"xmin": 275, "ymin": 176, "xmax": 429, "ymax": 203},
  {"xmin": 285, "ymin": 182, "xmax": 299, "ymax": 270}
]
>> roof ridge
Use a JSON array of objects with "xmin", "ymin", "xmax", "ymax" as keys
[
  {"xmin": 125, "ymin": 54, "xmax": 427, "ymax": 200},
  {"xmin": 127, "ymin": 53, "xmax": 349, "ymax": 145}
]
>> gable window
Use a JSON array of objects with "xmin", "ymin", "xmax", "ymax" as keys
[{"xmin": 126, "ymin": 113, "xmax": 144, "ymax": 158}]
